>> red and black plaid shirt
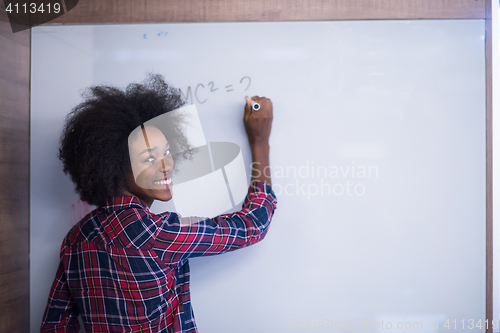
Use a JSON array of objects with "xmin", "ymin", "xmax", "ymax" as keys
[{"xmin": 41, "ymin": 181, "xmax": 277, "ymax": 332}]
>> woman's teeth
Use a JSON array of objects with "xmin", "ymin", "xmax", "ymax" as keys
[{"xmin": 154, "ymin": 178, "xmax": 171, "ymax": 185}]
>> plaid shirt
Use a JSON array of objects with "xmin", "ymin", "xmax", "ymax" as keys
[{"xmin": 41, "ymin": 181, "xmax": 277, "ymax": 333}]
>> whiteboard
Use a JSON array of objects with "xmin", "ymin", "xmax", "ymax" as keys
[{"xmin": 31, "ymin": 20, "xmax": 486, "ymax": 332}]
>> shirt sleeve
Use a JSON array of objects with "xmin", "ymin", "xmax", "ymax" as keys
[
  {"xmin": 40, "ymin": 245, "xmax": 80, "ymax": 333},
  {"xmin": 153, "ymin": 181, "xmax": 277, "ymax": 264}
]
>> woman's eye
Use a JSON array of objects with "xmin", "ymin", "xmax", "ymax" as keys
[
  {"xmin": 144, "ymin": 156, "xmax": 155, "ymax": 163},
  {"xmin": 164, "ymin": 149, "xmax": 171, "ymax": 157}
]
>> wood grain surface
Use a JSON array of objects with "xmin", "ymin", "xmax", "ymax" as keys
[
  {"xmin": 47, "ymin": 0, "xmax": 486, "ymax": 24},
  {"xmin": 0, "ymin": 2, "xmax": 30, "ymax": 332}
]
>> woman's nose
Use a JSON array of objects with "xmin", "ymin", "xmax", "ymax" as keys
[{"xmin": 159, "ymin": 157, "xmax": 173, "ymax": 172}]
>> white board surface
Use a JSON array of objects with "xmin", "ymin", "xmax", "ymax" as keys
[{"xmin": 31, "ymin": 20, "xmax": 486, "ymax": 332}]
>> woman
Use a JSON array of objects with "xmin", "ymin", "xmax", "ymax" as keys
[{"xmin": 40, "ymin": 73, "xmax": 277, "ymax": 332}]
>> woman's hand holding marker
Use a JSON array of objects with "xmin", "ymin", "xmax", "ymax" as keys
[
  {"xmin": 246, "ymin": 96, "xmax": 261, "ymax": 111},
  {"xmin": 244, "ymin": 96, "xmax": 273, "ymax": 186}
]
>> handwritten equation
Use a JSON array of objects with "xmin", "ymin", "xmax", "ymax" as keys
[{"xmin": 179, "ymin": 76, "xmax": 251, "ymax": 104}]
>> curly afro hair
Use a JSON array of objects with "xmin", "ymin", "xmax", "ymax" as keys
[{"xmin": 59, "ymin": 73, "xmax": 191, "ymax": 206}]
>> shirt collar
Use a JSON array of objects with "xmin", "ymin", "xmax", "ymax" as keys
[
  {"xmin": 102, "ymin": 195, "xmax": 150, "ymax": 213},
  {"xmin": 100, "ymin": 195, "xmax": 165, "ymax": 249}
]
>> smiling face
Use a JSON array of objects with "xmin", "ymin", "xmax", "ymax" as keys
[{"xmin": 126, "ymin": 125, "xmax": 173, "ymax": 207}]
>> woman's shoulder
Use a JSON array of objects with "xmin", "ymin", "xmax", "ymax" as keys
[{"xmin": 61, "ymin": 205, "xmax": 105, "ymax": 248}]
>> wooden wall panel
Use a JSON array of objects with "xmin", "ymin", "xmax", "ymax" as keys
[
  {"xmin": 0, "ymin": 2, "xmax": 30, "ymax": 333},
  {"xmin": 49, "ymin": 0, "xmax": 486, "ymax": 24}
]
